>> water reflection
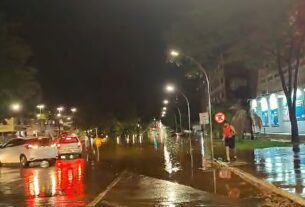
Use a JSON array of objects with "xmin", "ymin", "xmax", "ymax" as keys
[
  {"xmin": 22, "ymin": 159, "xmax": 85, "ymax": 206},
  {"xmin": 254, "ymin": 145, "xmax": 305, "ymax": 197}
]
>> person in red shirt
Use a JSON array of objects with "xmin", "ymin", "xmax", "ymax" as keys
[{"xmin": 222, "ymin": 121, "xmax": 236, "ymax": 162}]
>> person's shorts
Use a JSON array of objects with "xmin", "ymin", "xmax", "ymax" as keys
[{"xmin": 225, "ymin": 136, "xmax": 235, "ymax": 149}]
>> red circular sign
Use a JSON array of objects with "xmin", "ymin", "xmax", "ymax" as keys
[{"xmin": 214, "ymin": 112, "xmax": 225, "ymax": 124}]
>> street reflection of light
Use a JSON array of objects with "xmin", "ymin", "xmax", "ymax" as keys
[
  {"xmin": 139, "ymin": 135, "xmax": 143, "ymax": 144},
  {"xmin": 154, "ymin": 138, "xmax": 158, "ymax": 150},
  {"xmin": 51, "ymin": 174, "xmax": 56, "ymax": 196},
  {"xmin": 132, "ymin": 134, "xmax": 135, "ymax": 144},
  {"xmin": 168, "ymin": 190, "xmax": 176, "ymax": 202},
  {"xmin": 33, "ymin": 175, "xmax": 40, "ymax": 196},
  {"xmin": 68, "ymin": 169, "xmax": 73, "ymax": 182},
  {"xmin": 126, "ymin": 137, "xmax": 130, "ymax": 144},
  {"xmin": 164, "ymin": 145, "xmax": 173, "ymax": 174},
  {"xmin": 78, "ymin": 163, "xmax": 82, "ymax": 181},
  {"xmin": 116, "ymin": 137, "xmax": 120, "ymax": 144}
]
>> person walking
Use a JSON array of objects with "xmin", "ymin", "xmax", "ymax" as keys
[{"xmin": 222, "ymin": 121, "xmax": 236, "ymax": 162}]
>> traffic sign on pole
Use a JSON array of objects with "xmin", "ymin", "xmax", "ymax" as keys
[
  {"xmin": 214, "ymin": 112, "xmax": 225, "ymax": 124},
  {"xmin": 199, "ymin": 112, "xmax": 209, "ymax": 125}
]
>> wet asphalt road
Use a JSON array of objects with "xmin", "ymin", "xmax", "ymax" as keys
[{"xmin": 0, "ymin": 130, "xmax": 263, "ymax": 207}]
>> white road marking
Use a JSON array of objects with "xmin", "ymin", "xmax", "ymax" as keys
[{"xmin": 86, "ymin": 170, "xmax": 128, "ymax": 207}]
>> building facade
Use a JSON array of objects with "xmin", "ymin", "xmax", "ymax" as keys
[
  {"xmin": 251, "ymin": 66, "xmax": 305, "ymax": 134},
  {"xmin": 209, "ymin": 62, "xmax": 257, "ymax": 104}
]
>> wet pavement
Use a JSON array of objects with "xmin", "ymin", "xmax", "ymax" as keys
[
  {"xmin": 0, "ymin": 129, "xmax": 271, "ymax": 206},
  {"xmin": 238, "ymin": 144, "xmax": 305, "ymax": 199}
]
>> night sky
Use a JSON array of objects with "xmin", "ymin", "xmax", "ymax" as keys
[{"xmin": 1, "ymin": 1, "xmax": 198, "ymax": 124}]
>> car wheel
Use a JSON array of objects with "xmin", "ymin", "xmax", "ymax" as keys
[{"xmin": 20, "ymin": 155, "xmax": 29, "ymax": 168}]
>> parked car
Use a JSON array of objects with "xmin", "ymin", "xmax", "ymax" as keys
[
  {"xmin": 56, "ymin": 135, "xmax": 82, "ymax": 159},
  {"xmin": 0, "ymin": 137, "xmax": 58, "ymax": 167}
]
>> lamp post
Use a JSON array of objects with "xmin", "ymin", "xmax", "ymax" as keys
[
  {"xmin": 170, "ymin": 50, "xmax": 214, "ymax": 161},
  {"xmin": 36, "ymin": 104, "xmax": 45, "ymax": 133},
  {"xmin": 10, "ymin": 103, "xmax": 21, "ymax": 112},
  {"xmin": 37, "ymin": 104, "xmax": 45, "ymax": 114},
  {"xmin": 71, "ymin": 107, "xmax": 77, "ymax": 129},
  {"xmin": 10, "ymin": 103, "xmax": 22, "ymax": 132},
  {"xmin": 165, "ymin": 84, "xmax": 191, "ymax": 132},
  {"xmin": 56, "ymin": 107, "xmax": 64, "ymax": 135}
]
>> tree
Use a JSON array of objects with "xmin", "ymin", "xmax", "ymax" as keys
[
  {"xmin": 167, "ymin": 0, "xmax": 305, "ymax": 142},
  {"xmin": 0, "ymin": 17, "xmax": 41, "ymax": 120}
]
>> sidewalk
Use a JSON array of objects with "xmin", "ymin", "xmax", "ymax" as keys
[{"xmin": 222, "ymin": 143, "xmax": 305, "ymax": 206}]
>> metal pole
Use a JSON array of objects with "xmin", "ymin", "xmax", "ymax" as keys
[
  {"xmin": 173, "ymin": 112, "xmax": 178, "ymax": 133},
  {"xmin": 179, "ymin": 91, "xmax": 191, "ymax": 132},
  {"xmin": 186, "ymin": 55, "xmax": 214, "ymax": 161},
  {"xmin": 176, "ymin": 107, "xmax": 182, "ymax": 132}
]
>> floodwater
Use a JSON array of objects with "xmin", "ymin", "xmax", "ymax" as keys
[
  {"xmin": 239, "ymin": 144, "xmax": 305, "ymax": 198},
  {"xmin": 0, "ymin": 129, "xmax": 264, "ymax": 206}
]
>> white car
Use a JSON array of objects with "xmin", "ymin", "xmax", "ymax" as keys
[
  {"xmin": 56, "ymin": 136, "xmax": 82, "ymax": 159},
  {"xmin": 0, "ymin": 137, "xmax": 58, "ymax": 167}
]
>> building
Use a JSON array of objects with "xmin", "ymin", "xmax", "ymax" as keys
[
  {"xmin": 251, "ymin": 66, "xmax": 305, "ymax": 134},
  {"xmin": 209, "ymin": 62, "xmax": 257, "ymax": 104}
]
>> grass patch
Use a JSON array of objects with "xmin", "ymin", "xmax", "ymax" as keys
[{"xmin": 236, "ymin": 139, "xmax": 292, "ymax": 150}]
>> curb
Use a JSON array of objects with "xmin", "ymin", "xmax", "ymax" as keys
[{"xmin": 215, "ymin": 161, "xmax": 305, "ymax": 206}]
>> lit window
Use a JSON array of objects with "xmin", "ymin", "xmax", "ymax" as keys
[
  {"xmin": 261, "ymin": 97, "xmax": 268, "ymax": 111},
  {"xmin": 251, "ymin": 100, "xmax": 257, "ymax": 109},
  {"xmin": 297, "ymin": 88, "xmax": 302, "ymax": 98},
  {"xmin": 269, "ymin": 94, "xmax": 278, "ymax": 110}
]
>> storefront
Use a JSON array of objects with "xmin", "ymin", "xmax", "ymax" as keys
[{"xmin": 251, "ymin": 88, "xmax": 305, "ymax": 134}]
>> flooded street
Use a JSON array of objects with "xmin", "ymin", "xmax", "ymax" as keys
[
  {"xmin": 0, "ymin": 130, "xmax": 265, "ymax": 206},
  {"xmin": 239, "ymin": 144, "xmax": 305, "ymax": 198}
]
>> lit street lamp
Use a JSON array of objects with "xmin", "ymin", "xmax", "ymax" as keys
[
  {"xmin": 10, "ymin": 103, "xmax": 22, "ymax": 112},
  {"xmin": 170, "ymin": 49, "xmax": 214, "ymax": 161},
  {"xmin": 37, "ymin": 104, "xmax": 45, "ymax": 113},
  {"xmin": 57, "ymin": 106, "xmax": 64, "ymax": 113},
  {"xmin": 165, "ymin": 84, "xmax": 191, "ymax": 132},
  {"xmin": 71, "ymin": 107, "xmax": 77, "ymax": 113},
  {"xmin": 163, "ymin": 100, "xmax": 169, "ymax": 105}
]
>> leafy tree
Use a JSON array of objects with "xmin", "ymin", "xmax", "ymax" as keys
[
  {"xmin": 0, "ymin": 17, "xmax": 41, "ymax": 120},
  {"xmin": 167, "ymin": 0, "xmax": 305, "ymax": 142}
]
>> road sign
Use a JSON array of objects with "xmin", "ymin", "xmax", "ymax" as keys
[
  {"xmin": 199, "ymin": 112, "xmax": 209, "ymax": 125},
  {"xmin": 214, "ymin": 112, "xmax": 225, "ymax": 124}
]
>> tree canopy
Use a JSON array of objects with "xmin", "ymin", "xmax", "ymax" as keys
[{"xmin": 0, "ymin": 16, "xmax": 41, "ymax": 120}]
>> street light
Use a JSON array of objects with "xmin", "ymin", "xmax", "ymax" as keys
[
  {"xmin": 10, "ymin": 103, "xmax": 21, "ymax": 112},
  {"xmin": 163, "ymin": 107, "xmax": 167, "ymax": 111},
  {"xmin": 71, "ymin": 107, "xmax": 77, "ymax": 113},
  {"xmin": 170, "ymin": 49, "xmax": 214, "ymax": 161},
  {"xmin": 163, "ymin": 100, "xmax": 169, "ymax": 105},
  {"xmin": 57, "ymin": 106, "xmax": 64, "ymax": 113},
  {"xmin": 170, "ymin": 50, "xmax": 179, "ymax": 57},
  {"xmin": 37, "ymin": 104, "xmax": 45, "ymax": 113},
  {"xmin": 165, "ymin": 84, "xmax": 191, "ymax": 132}
]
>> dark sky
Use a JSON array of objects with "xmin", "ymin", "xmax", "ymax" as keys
[{"xmin": 1, "ymin": 1, "xmax": 196, "ymax": 124}]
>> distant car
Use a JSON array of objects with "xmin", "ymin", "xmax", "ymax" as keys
[
  {"xmin": 56, "ymin": 136, "xmax": 82, "ymax": 159},
  {"xmin": 0, "ymin": 137, "xmax": 58, "ymax": 167}
]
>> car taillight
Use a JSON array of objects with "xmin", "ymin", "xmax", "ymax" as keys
[
  {"xmin": 26, "ymin": 144, "xmax": 38, "ymax": 149},
  {"xmin": 57, "ymin": 143, "xmax": 61, "ymax": 149},
  {"xmin": 77, "ymin": 142, "xmax": 81, "ymax": 147}
]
